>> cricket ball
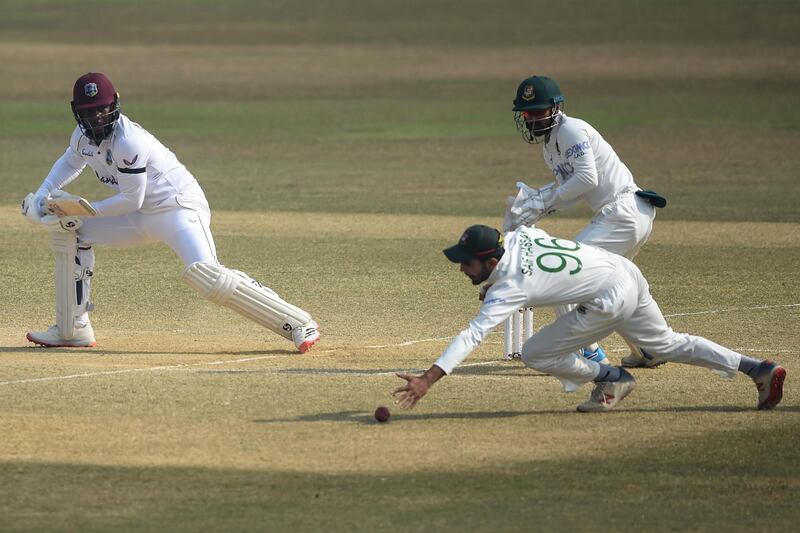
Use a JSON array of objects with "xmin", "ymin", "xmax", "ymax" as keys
[{"xmin": 374, "ymin": 406, "xmax": 391, "ymax": 423}]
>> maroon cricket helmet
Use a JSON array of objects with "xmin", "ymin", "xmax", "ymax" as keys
[
  {"xmin": 71, "ymin": 72, "xmax": 120, "ymax": 144},
  {"xmin": 72, "ymin": 72, "xmax": 117, "ymax": 110}
]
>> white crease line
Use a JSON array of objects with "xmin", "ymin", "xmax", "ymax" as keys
[
  {"xmin": 366, "ymin": 337, "xmax": 452, "ymax": 349},
  {"xmin": 194, "ymin": 360, "xmax": 501, "ymax": 377},
  {"xmin": 2, "ymin": 303, "xmax": 796, "ymax": 386},
  {"xmin": 0, "ymin": 354, "xmax": 285, "ymax": 386},
  {"xmin": 664, "ymin": 303, "xmax": 799, "ymax": 318},
  {"xmin": 372, "ymin": 360, "xmax": 498, "ymax": 376}
]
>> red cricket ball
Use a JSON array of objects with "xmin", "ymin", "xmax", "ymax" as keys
[{"xmin": 374, "ymin": 406, "xmax": 391, "ymax": 423}]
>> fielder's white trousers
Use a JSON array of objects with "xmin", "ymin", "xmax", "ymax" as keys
[
  {"xmin": 522, "ymin": 259, "xmax": 742, "ymax": 391},
  {"xmin": 554, "ymin": 191, "xmax": 656, "ymax": 353}
]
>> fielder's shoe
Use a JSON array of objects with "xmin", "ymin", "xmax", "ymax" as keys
[
  {"xmin": 621, "ymin": 349, "xmax": 666, "ymax": 369},
  {"xmin": 583, "ymin": 346, "xmax": 608, "ymax": 364},
  {"xmin": 752, "ymin": 360, "xmax": 786, "ymax": 410},
  {"xmin": 577, "ymin": 368, "xmax": 636, "ymax": 413},
  {"xmin": 26, "ymin": 323, "xmax": 96, "ymax": 348},
  {"xmin": 293, "ymin": 320, "xmax": 320, "ymax": 354}
]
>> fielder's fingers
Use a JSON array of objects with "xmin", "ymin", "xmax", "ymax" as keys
[
  {"xmin": 393, "ymin": 391, "xmax": 410, "ymax": 408},
  {"xmin": 397, "ymin": 396, "xmax": 415, "ymax": 409},
  {"xmin": 391, "ymin": 385, "xmax": 409, "ymax": 396}
]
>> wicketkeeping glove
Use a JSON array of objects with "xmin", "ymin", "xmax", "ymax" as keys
[{"xmin": 502, "ymin": 181, "xmax": 557, "ymax": 231}]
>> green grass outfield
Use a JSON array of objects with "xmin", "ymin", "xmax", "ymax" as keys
[{"xmin": 1, "ymin": 1, "xmax": 799, "ymax": 531}]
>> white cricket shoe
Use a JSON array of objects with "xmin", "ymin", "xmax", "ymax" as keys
[
  {"xmin": 577, "ymin": 368, "xmax": 636, "ymax": 412},
  {"xmin": 26, "ymin": 323, "xmax": 96, "ymax": 348},
  {"xmin": 752, "ymin": 360, "xmax": 786, "ymax": 410},
  {"xmin": 292, "ymin": 320, "xmax": 320, "ymax": 354}
]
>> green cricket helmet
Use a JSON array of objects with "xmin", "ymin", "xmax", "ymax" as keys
[{"xmin": 512, "ymin": 75, "xmax": 565, "ymax": 143}]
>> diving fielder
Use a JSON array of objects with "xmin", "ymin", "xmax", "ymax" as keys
[
  {"xmin": 503, "ymin": 75, "xmax": 666, "ymax": 367},
  {"xmin": 393, "ymin": 225, "xmax": 786, "ymax": 412},
  {"xmin": 21, "ymin": 72, "xmax": 320, "ymax": 352}
]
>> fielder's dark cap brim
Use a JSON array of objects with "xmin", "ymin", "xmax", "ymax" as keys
[
  {"xmin": 443, "ymin": 244, "xmax": 473, "ymax": 263},
  {"xmin": 444, "ymin": 224, "xmax": 505, "ymax": 263},
  {"xmin": 443, "ymin": 244, "xmax": 503, "ymax": 263}
]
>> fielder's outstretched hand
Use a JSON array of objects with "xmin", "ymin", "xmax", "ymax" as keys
[
  {"xmin": 393, "ymin": 365, "xmax": 446, "ymax": 409},
  {"xmin": 393, "ymin": 373, "xmax": 429, "ymax": 409}
]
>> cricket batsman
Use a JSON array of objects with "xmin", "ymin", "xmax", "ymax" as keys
[
  {"xmin": 393, "ymin": 225, "xmax": 786, "ymax": 412},
  {"xmin": 21, "ymin": 72, "xmax": 320, "ymax": 352},
  {"xmin": 503, "ymin": 75, "xmax": 667, "ymax": 367}
]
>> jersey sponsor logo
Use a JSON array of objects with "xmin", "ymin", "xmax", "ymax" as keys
[
  {"xmin": 95, "ymin": 171, "xmax": 118, "ymax": 186},
  {"xmin": 552, "ymin": 162, "xmax": 574, "ymax": 180},
  {"xmin": 564, "ymin": 141, "xmax": 590, "ymax": 159},
  {"xmin": 483, "ymin": 297, "xmax": 506, "ymax": 305},
  {"xmin": 84, "ymin": 83, "xmax": 98, "ymax": 97},
  {"xmin": 123, "ymin": 154, "xmax": 139, "ymax": 167},
  {"xmin": 81, "ymin": 148, "xmax": 95, "ymax": 156}
]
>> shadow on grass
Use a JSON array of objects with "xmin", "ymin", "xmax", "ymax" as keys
[
  {"xmin": 2, "ymin": 420, "xmax": 799, "ymax": 531},
  {"xmin": 254, "ymin": 409, "xmax": 543, "ymax": 425},
  {"xmin": 254, "ymin": 404, "xmax": 800, "ymax": 425}
]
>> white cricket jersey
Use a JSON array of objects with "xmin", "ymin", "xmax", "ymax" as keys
[
  {"xmin": 37, "ymin": 114, "xmax": 209, "ymax": 217},
  {"xmin": 542, "ymin": 114, "xmax": 638, "ymax": 213},
  {"xmin": 434, "ymin": 226, "xmax": 623, "ymax": 374}
]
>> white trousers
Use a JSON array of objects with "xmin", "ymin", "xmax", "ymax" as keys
[
  {"xmin": 555, "ymin": 192, "xmax": 656, "ymax": 350},
  {"xmin": 78, "ymin": 206, "xmax": 217, "ymax": 265},
  {"xmin": 523, "ymin": 260, "xmax": 742, "ymax": 390},
  {"xmin": 575, "ymin": 192, "xmax": 656, "ymax": 260},
  {"xmin": 70, "ymin": 206, "xmax": 217, "ymax": 325}
]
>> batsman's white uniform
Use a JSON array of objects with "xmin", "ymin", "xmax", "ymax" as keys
[
  {"xmin": 28, "ymin": 114, "xmax": 318, "ymax": 351},
  {"xmin": 541, "ymin": 113, "xmax": 655, "ymax": 259},
  {"xmin": 435, "ymin": 226, "xmax": 741, "ymax": 391}
]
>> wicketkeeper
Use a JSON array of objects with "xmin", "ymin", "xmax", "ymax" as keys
[
  {"xmin": 21, "ymin": 72, "xmax": 320, "ymax": 352},
  {"xmin": 503, "ymin": 75, "xmax": 667, "ymax": 368},
  {"xmin": 393, "ymin": 225, "xmax": 786, "ymax": 413}
]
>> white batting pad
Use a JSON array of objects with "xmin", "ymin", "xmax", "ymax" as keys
[
  {"xmin": 182, "ymin": 262, "xmax": 312, "ymax": 340},
  {"xmin": 51, "ymin": 231, "xmax": 78, "ymax": 340}
]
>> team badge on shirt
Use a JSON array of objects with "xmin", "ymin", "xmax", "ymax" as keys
[
  {"xmin": 84, "ymin": 83, "xmax": 98, "ymax": 97},
  {"xmin": 522, "ymin": 84, "xmax": 535, "ymax": 101},
  {"xmin": 106, "ymin": 150, "xmax": 113, "ymax": 165},
  {"xmin": 123, "ymin": 154, "xmax": 139, "ymax": 167}
]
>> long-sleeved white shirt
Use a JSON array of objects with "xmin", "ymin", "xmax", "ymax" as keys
[
  {"xmin": 541, "ymin": 114, "xmax": 638, "ymax": 213},
  {"xmin": 36, "ymin": 114, "xmax": 209, "ymax": 217},
  {"xmin": 434, "ymin": 226, "xmax": 623, "ymax": 374}
]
